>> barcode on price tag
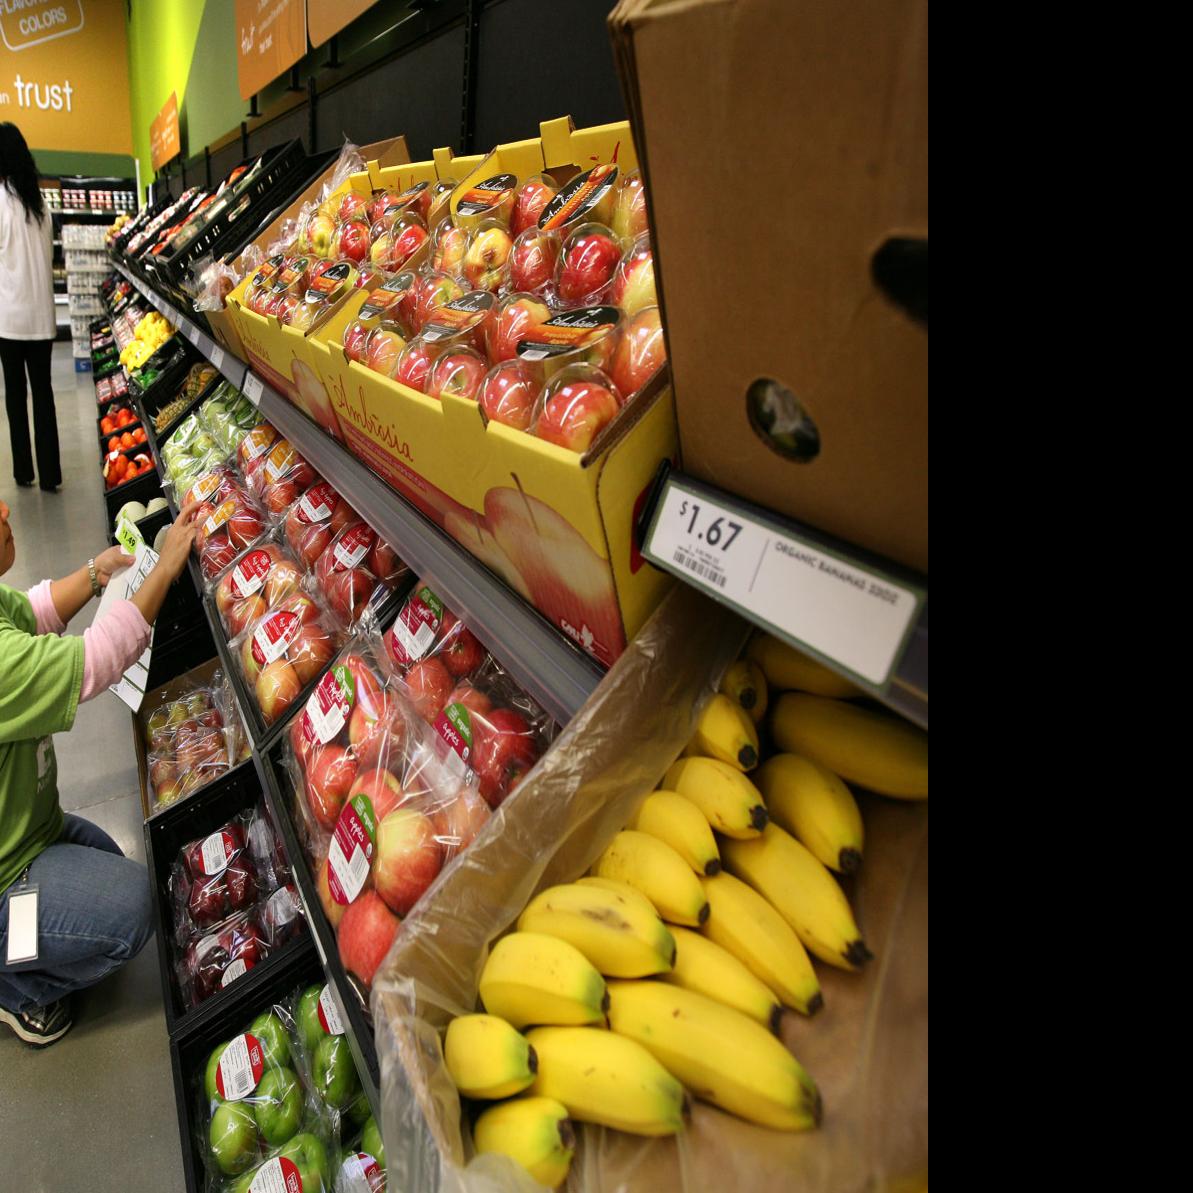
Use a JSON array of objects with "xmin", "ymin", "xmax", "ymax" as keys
[
  {"xmin": 243, "ymin": 373, "xmax": 264, "ymax": 406},
  {"xmin": 644, "ymin": 478, "xmax": 924, "ymax": 688}
]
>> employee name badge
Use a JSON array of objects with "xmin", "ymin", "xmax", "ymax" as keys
[{"xmin": 6, "ymin": 884, "xmax": 39, "ymax": 964}]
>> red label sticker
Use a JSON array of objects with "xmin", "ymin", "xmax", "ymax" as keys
[
  {"xmin": 200, "ymin": 830, "xmax": 237, "ymax": 877},
  {"xmin": 230, "ymin": 549, "xmax": 272, "ymax": 599},
  {"xmin": 434, "ymin": 703, "xmax": 475, "ymax": 781},
  {"xmin": 248, "ymin": 1156, "xmax": 303, "ymax": 1193},
  {"xmin": 386, "ymin": 587, "xmax": 444, "ymax": 666},
  {"xmin": 339, "ymin": 1153, "xmax": 383, "ymax": 1192},
  {"xmin": 216, "ymin": 1033, "xmax": 264, "ymax": 1100},
  {"xmin": 251, "ymin": 611, "xmax": 301, "ymax": 667},
  {"xmin": 296, "ymin": 482, "xmax": 335, "ymax": 524},
  {"xmin": 317, "ymin": 984, "xmax": 345, "ymax": 1035},
  {"xmin": 300, "ymin": 665, "xmax": 355, "ymax": 745},
  {"xmin": 331, "ymin": 524, "xmax": 373, "ymax": 572},
  {"xmin": 327, "ymin": 793, "xmax": 379, "ymax": 906}
]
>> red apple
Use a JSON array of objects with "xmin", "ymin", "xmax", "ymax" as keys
[
  {"xmin": 368, "ymin": 539, "xmax": 403, "ymax": 584},
  {"xmin": 348, "ymin": 695, "xmax": 403, "ymax": 771},
  {"xmin": 506, "ymin": 228, "xmax": 559, "ymax": 296},
  {"xmin": 431, "ymin": 789, "xmax": 491, "ymax": 854},
  {"xmin": 326, "ymin": 568, "xmax": 376, "ymax": 625},
  {"xmin": 262, "ymin": 479, "xmax": 302, "ymax": 516},
  {"xmin": 610, "ymin": 236, "xmax": 657, "ymax": 316},
  {"xmin": 290, "ymin": 717, "xmax": 315, "ymax": 771},
  {"xmin": 348, "ymin": 768, "xmax": 406, "ymax": 822},
  {"xmin": 277, "ymin": 594, "xmax": 321, "ymax": 626},
  {"xmin": 556, "ymin": 224, "xmax": 621, "ymax": 304},
  {"xmin": 473, "ymin": 708, "xmax": 539, "ymax": 808},
  {"xmin": 372, "ymin": 808, "xmax": 443, "ymax": 916},
  {"xmin": 364, "ymin": 324, "xmax": 406, "ymax": 376},
  {"xmin": 430, "ymin": 223, "xmax": 469, "ymax": 276},
  {"xmin": 336, "ymin": 217, "xmax": 371, "ymax": 263},
  {"xmin": 241, "ymin": 634, "xmax": 263, "ymax": 687},
  {"xmin": 610, "ymin": 306, "xmax": 666, "ymax": 399},
  {"xmin": 315, "ymin": 846, "xmax": 346, "ymax": 930},
  {"xmin": 338, "ymin": 192, "xmax": 369, "ymax": 223},
  {"xmin": 342, "ymin": 319, "xmax": 371, "ymax": 363},
  {"xmin": 392, "ymin": 340, "xmax": 439, "ymax": 392},
  {"xmin": 306, "ymin": 744, "xmax": 359, "ymax": 830},
  {"xmin": 462, "ymin": 223, "xmax": 513, "ymax": 292},
  {"xmin": 263, "ymin": 558, "xmax": 303, "ymax": 607},
  {"xmin": 228, "ymin": 507, "xmax": 265, "ymax": 551},
  {"xmin": 289, "ymin": 623, "xmax": 336, "ymax": 685},
  {"xmin": 366, "ymin": 189, "xmax": 398, "ymax": 226},
  {"xmin": 228, "ymin": 592, "xmax": 268, "ymax": 638},
  {"xmin": 329, "ymin": 498, "xmax": 360, "ymax": 536},
  {"xmin": 447, "ymin": 682, "xmax": 493, "ymax": 718},
  {"xmin": 404, "ymin": 657, "xmax": 454, "ymax": 723},
  {"xmin": 370, "ymin": 216, "xmax": 427, "ymax": 271},
  {"xmin": 338, "ymin": 890, "xmax": 399, "ymax": 987},
  {"xmin": 201, "ymin": 532, "xmax": 239, "ymax": 579},
  {"xmin": 426, "ymin": 349, "xmax": 487, "ymax": 402},
  {"xmin": 413, "ymin": 272, "xmax": 466, "ymax": 332},
  {"xmin": 256, "ymin": 659, "xmax": 302, "ymax": 724},
  {"xmin": 439, "ymin": 612, "xmax": 486, "ymax": 677},
  {"xmin": 294, "ymin": 523, "xmax": 333, "ymax": 570},
  {"xmin": 511, "ymin": 176, "xmax": 558, "ymax": 238},
  {"xmin": 534, "ymin": 373, "xmax": 621, "ymax": 453},
  {"xmin": 478, "ymin": 361, "xmax": 539, "ymax": 432},
  {"xmin": 340, "ymin": 653, "xmax": 386, "ymax": 715},
  {"xmin": 484, "ymin": 293, "xmax": 550, "ymax": 363}
]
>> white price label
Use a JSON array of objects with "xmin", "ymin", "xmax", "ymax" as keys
[
  {"xmin": 211, "ymin": 344, "xmax": 226, "ymax": 372},
  {"xmin": 318, "ymin": 985, "xmax": 345, "ymax": 1035},
  {"xmin": 646, "ymin": 481, "xmax": 923, "ymax": 687},
  {"xmin": 184, "ymin": 322, "xmax": 199, "ymax": 345},
  {"xmin": 244, "ymin": 373, "xmax": 264, "ymax": 407},
  {"xmin": 221, "ymin": 958, "xmax": 249, "ymax": 988},
  {"xmin": 327, "ymin": 833, "xmax": 371, "ymax": 905}
]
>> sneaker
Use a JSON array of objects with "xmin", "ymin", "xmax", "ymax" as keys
[{"xmin": 0, "ymin": 996, "xmax": 73, "ymax": 1047}]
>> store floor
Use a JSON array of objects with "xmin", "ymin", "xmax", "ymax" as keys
[{"xmin": 1, "ymin": 344, "xmax": 186, "ymax": 1192}]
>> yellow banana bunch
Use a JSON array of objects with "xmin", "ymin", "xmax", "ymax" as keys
[
  {"xmin": 444, "ymin": 1014, "xmax": 537, "ymax": 1099},
  {"xmin": 723, "ymin": 824, "xmax": 872, "ymax": 971},
  {"xmin": 664, "ymin": 756, "xmax": 768, "ymax": 838},
  {"xmin": 664, "ymin": 926, "xmax": 783, "ymax": 1034},
  {"xmin": 720, "ymin": 659, "xmax": 768, "ymax": 724},
  {"xmin": 606, "ymin": 981, "xmax": 820, "ymax": 1131},
  {"xmin": 594, "ymin": 831, "xmax": 710, "ymax": 926},
  {"xmin": 527, "ymin": 1026, "xmax": 687, "ymax": 1137},
  {"xmin": 518, "ymin": 883, "xmax": 676, "ymax": 977},
  {"xmin": 473, "ymin": 1097, "xmax": 575, "ymax": 1188},
  {"xmin": 684, "ymin": 693, "xmax": 759, "ymax": 770},
  {"xmin": 747, "ymin": 634, "xmax": 862, "ymax": 699},
  {"xmin": 701, "ymin": 872, "xmax": 822, "ymax": 1015},
  {"xmin": 628, "ymin": 791, "xmax": 721, "ymax": 876},
  {"xmin": 772, "ymin": 693, "xmax": 928, "ymax": 798},
  {"xmin": 478, "ymin": 932, "xmax": 608, "ymax": 1029},
  {"xmin": 755, "ymin": 753, "xmax": 864, "ymax": 873}
]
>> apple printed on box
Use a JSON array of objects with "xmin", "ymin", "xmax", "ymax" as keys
[
  {"xmin": 216, "ymin": 1032, "xmax": 266, "ymax": 1100},
  {"xmin": 229, "ymin": 548, "xmax": 274, "ymax": 598},
  {"xmin": 327, "ymin": 793, "xmax": 379, "ymax": 905},
  {"xmin": 316, "ymin": 984, "xmax": 345, "ymax": 1035},
  {"xmin": 252, "ymin": 611, "xmax": 303, "ymax": 667},
  {"xmin": 386, "ymin": 586, "xmax": 444, "ymax": 667}
]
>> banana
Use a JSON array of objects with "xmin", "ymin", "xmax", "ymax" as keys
[
  {"xmin": 473, "ymin": 1096, "xmax": 575, "ymax": 1189},
  {"xmin": 527, "ymin": 1026, "xmax": 687, "ymax": 1137},
  {"xmin": 478, "ymin": 932, "xmax": 608, "ymax": 1030},
  {"xmin": 606, "ymin": 981, "xmax": 820, "ymax": 1131},
  {"xmin": 756, "ymin": 753, "xmax": 864, "ymax": 874},
  {"xmin": 576, "ymin": 874, "xmax": 661, "ymax": 914},
  {"xmin": 629, "ymin": 791, "xmax": 721, "ymax": 876},
  {"xmin": 663, "ymin": 756, "xmax": 768, "ymax": 838},
  {"xmin": 444, "ymin": 1014, "xmax": 537, "ymax": 1099},
  {"xmin": 722, "ymin": 824, "xmax": 872, "ymax": 970},
  {"xmin": 747, "ymin": 634, "xmax": 861, "ymax": 699},
  {"xmin": 701, "ymin": 872, "xmax": 822, "ymax": 1015},
  {"xmin": 595, "ymin": 831, "xmax": 710, "ymax": 927},
  {"xmin": 664, "ymin": 926, "xmax": 784, "ymax": 1034},
  {"xmin": 518, "ymin": 884, "xmax": 676, "ymax": 977},
  {"xmin": 720, "ymin": 659, "xmax": 769, "ymax": 724},
  {"xmin": 684, "ymin": 693, "xmax": 760, "ymax": 770},
  {"xmin": 771, "ymin": 693, "xmax": 928, "ymax": 798}
]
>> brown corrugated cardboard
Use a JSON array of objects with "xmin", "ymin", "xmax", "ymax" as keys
[{"xmin": 609, "ymin": 0, "xmax": 928, "ymax": 573}]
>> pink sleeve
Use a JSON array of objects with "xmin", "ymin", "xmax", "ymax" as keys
[
  {"xmin": 26, "ymin": 579, "xmax": 66, "ymax": 635},
  {"xmin": 79, "ymin": 600, "xmax": 152, "ymax": 702}
]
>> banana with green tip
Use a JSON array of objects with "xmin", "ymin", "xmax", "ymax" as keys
[
  {"xmin": 518, "ymin": 883, "xmax": 676, "ymax": 977},
  {"xmin": 664, "ymin": 756, "xmax": 768, "ymax": 838},
  {"xmin": 444, "ymin": 1014, "xmax": 537, "ymax": 1099},
  {"xmin": 747, "ymin": 633, "xmax": 861, "ymax": 699},
  {"xmin": 722, "ymin": 824, "xmax": 872, "ymax": 970},
  {"xmin": 720, "ymin": 659, "xmax": 769, "ymax": 723},
  {"xmin": 473, "ymin": 1096, "xmax": 575, "ymax": 1189},
  {"xmin": 701, "ymin": 871, "xmax": 822, "ymax": 1015},
  {"xmin": 478, "ymin": 932, "xmax": 608, "ymax": 1030},
  {"xmin": 595, "ymin": 830, "xmax": 710, "ymax": 927},
  {"xmin": 606, "ymin": 980, "xmax": 820, "ymax": 1131},
  {"xmin": 684, "ymin": 693, "xmax": 760, "ymax": 770},
  {"xmin": 527, "ymin": 1026, "xmax": 688, "ymax": 1137},
  {"xmin": 629, "ymin": 791, "xmax": 721, "ymax": 876},
  {"xmin": 664, "ymin": 926, "xmax": 784, "ymax": 1034},
  {"xmin": 756, "ymin": 753, "xmax": 864, "ymax": 874}
]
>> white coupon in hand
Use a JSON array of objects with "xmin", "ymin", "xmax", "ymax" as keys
[{"xmin": 100, "ymin": 541, "xmax": 159, "ymax": 711}]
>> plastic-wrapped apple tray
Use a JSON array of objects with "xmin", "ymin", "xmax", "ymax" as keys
[{"xmin": 143, "ymin": 754, "xmax": 313, "ymax": 1038}]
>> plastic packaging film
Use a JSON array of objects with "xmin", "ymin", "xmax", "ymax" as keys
[{"xmin": 369, "ymin": 581, "xmax": 928, "ymax": 1192}]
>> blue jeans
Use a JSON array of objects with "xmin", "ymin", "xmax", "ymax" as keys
[{"xmin": 0, "ymin": 814, "xmax": 155, "ymax": 1013}]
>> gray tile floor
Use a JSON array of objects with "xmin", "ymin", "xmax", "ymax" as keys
[{"xmin": 1, "ymin": 343, "xmax": 186, "ymax": 1192}]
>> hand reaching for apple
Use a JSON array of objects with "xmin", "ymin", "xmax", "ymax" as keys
[{"xmin": 158, "ymin": 501, "xmax": 203, "ymax": 581}]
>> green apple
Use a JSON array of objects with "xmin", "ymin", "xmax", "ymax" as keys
[
  {"xmin": 209, "ymin": 1100, "xmax": 258, "ymax": 1175},
  {"xmin": 346, "ymin": 1089, "xmax": 372, "ymax": 1129},
  {"xmin": 253, "ymin": 1066, "xmax": 303, "ymax": 1146},
  {"xmin": 296, "ymin": 984, "xmax": 325, "ymax": 1056},
  {"xmin": 281, "ymin": 1132, "xmax": 330, "ymax": 1193},
  {"xmin": 361, "ymin": 1115, "xmax": 386, "ymax": 1169},
  {"xmin": 248, "ymin": 1010, "xmax": 292, "ymax": 1070},
  {"xmin": 205, "ymin": 1040, "xmax": 231, "ymax": 1104},
  {"xmin": 313, "ymin": 1033, "xmax": 361, "ymax": 1111}
]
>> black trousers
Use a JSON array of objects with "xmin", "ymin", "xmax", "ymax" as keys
[{"xmin": 0, "ymin": 337, "xmax": 61, "ymax": 488}]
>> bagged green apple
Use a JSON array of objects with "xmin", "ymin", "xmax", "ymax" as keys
[
  {"xmin": 291, "ymin": 983, "xmax": 372, "ymax": 1121},
  {"xmin": 335, "ymin": 1114, "xmax": 386, "ymax": 1193}
]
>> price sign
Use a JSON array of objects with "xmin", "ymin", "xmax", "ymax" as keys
[
  {"xmin": 243, "ymin": 373, "xmax": 264, "ymax": 407},
  {"xmin": 642, "ymin": 474, "xmax": 925, "ymax": 688},
  {"xmin": 211, "ymin": 344, "xmax": 226, "ymax": 372}
]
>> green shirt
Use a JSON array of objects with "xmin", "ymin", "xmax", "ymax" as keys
[{"xmin": 0, "ymin": 583, "xmax": 84, "ymax": 895}]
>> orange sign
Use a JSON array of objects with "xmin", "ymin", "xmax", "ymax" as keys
[
  {"xmin": 236, "ymin": 0, "xmax": 308, "ymax": 100},
  {"xmin": 150, "ymin": 92, "xmax": 181, "ymax": 171},
  {"xmin": 307, "ymin": 0, "xmax": 376, "ymax": 47},
  {"xmin": 0, "ymin": 0, "xmax": 132, "ymax": 155}
]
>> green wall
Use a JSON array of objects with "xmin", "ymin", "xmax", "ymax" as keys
[{"xmin": 33, "ymin": 150, "xmax": 136, "ymax": 182}]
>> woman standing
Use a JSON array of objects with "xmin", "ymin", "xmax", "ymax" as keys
[{"xmin": 0, "ymin": 122, "xmax": 61, "ymax": 492}]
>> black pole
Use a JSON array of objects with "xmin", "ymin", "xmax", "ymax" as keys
[{"xmin": 460, "ymin": 0, "xmax": 481, "ymax": 154}]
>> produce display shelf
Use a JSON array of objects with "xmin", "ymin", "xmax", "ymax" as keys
[
  {"xmin": 111, "ymin": 261, "xmax": 606, "ymax": 728},
  {"xmin": 638, "ymin": 462, "xmax": 929, "ymax": 729}
]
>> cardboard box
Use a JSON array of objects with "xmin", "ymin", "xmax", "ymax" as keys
[
  {"xmin": 304, "ymin": 119, "xmax": 677, "ymax": 666},
  {"xmin": 610, "ymin": 0, "xmax": 928, "ymax": 574}
]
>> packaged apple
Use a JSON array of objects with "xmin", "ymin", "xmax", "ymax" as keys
[
  {"xmin": 181, "ymin": 908, "xmax": 270, "ymax": 1008},
  {"xmin": 211, "ymin": 534, "xmax": 306, "ymax": 641},
  {"xmin": 291, "ymin": 982, "xmax": 374, "ymax": 1128},
  {"xmin": 247, "ymin": 436, "xmax": 322, "ymax": 521},
  {"xmin": 340, "ymin": 272, "xmax": 419, "ymax": 365},
  {"xmin": 536, "ymin": 161, "xmax": 621, "ymax": 239},
  {"xmin": 169, "ymin": 812, "xmax": 260, "ymax": 942},
  {"xmin": 276, "ymin": 260, "xmax": 360, "ymax": 332},
  {"xmin": 283, "ymin": 479, "xmax": 361, "ymax": 571},
  {"xmin": 195, "ymin": 485, "xmax": 271, "ymax": 582},
  {"xmin": 309, "ymin": 519, "xmax": 408, "ymax": 629},
  {"xmin": 335, "ymin": 1116, "xmax": 387, "ymax": 1193},
  {"xmin": 197, "ymin": 989, "xmax": 337, "ymax": 1191},
  {"xmin": 453, "ymin": 172, "xmax": 519, "ymax": 231},
  {"xmin": 231, "ymin": 592, "xmax": 344, "ymax": 727},
  {"xmin": 530, "ymin": 361, "xmax": 625, "ymax": 455},
  {"xmin": 366, "ymin": 211, "xmax": 428, "ymax": 274},
  {"xmin": 235, "ymin": 420, "xmax": 282, "ymax": 493}
]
